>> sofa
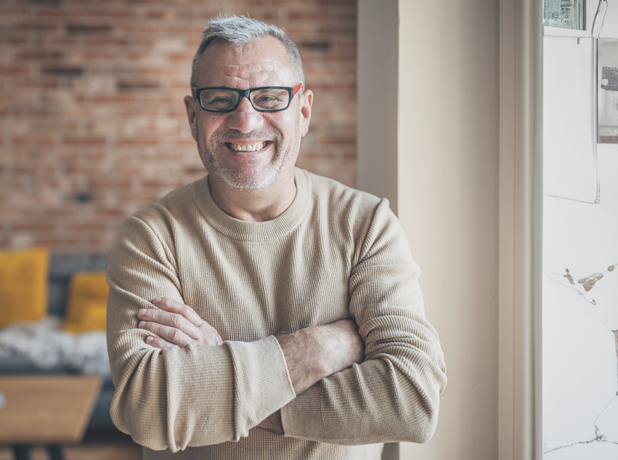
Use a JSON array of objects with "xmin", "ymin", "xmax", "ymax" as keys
[{"xmin": 0, "ymin": 253, "xmax": 115, "ymax": 431}]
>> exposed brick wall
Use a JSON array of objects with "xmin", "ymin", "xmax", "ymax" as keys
[{"xmin": 0, "ymin": 0, "xmax": 357, "ymax": 253}]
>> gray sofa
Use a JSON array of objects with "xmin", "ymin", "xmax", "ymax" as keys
[{"xmin": 0, "ymin": 253, "xmax": 115, "ymax": 431}]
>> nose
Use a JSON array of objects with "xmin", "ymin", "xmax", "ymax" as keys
[{"xmin": 225, "ymin": 96, "xmax": 264, "ymax": 133}]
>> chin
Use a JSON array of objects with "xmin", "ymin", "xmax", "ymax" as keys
[
  {"xmin": 225, "ymin": 173, "xmax": 278, "ymax": 190},
  {"xmin": 201, "ymin": 160, "xmax": 281, "ymax": 190},
  {"xmin": 199, "ymin": 146, "xmax": 293, "ymax": 191}
]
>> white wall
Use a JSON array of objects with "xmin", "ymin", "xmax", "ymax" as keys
[
  {"xmin": 542, "ymin": 5, "xmax": 618, "ymax": 458},
  {"xmin": 358, "ymin": 1, "xmax": 500, "ymax": 459}
]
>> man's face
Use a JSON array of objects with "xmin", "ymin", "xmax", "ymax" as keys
[{"xmin": 184, "ymin": 36, "xmax": 313, "ymax": 190}]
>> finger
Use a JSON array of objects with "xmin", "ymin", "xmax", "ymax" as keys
[
  {"xmin": 139, "ymin": 308, "xmax": 202, "ymax": 340},
  {"xmin": 139, "ymin": 320, "xmax": 192, "ymax": 347},
  {"xmin": 153, "ymin": 297, "xmax": 205, "ymax": 327},
  {"xmin": 145, "ymin": 335, "xmax": 174, "ymax": 349},
  {"xmin": 199, "ymin": 324, "xmax": 224, "ymax": 346}
]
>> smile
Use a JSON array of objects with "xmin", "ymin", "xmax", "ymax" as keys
[{"xmin": 227, "ymin": 141, "xmax": 268, "ymax": 152}]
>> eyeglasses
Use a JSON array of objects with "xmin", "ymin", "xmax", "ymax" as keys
[{"xmin": 191, "ymin": 84, "xmax": 304, "ymax": 113}]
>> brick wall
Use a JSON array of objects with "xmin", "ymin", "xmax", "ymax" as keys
[{"xmin": 0, "ymin": 0, "xmax": 357, "ymax": 253}]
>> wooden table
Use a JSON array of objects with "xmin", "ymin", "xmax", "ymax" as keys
[{"xmin": 0, "ymin": 376, "xmax": 102, "ymax": 460}]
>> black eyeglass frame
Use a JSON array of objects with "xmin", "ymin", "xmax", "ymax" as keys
[{"xmin": 191, "ymin": 84, "xmax": 304, "ymax": 113}]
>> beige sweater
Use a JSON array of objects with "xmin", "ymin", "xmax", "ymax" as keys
[{"xmin": 106, "ymin": 168, "xmax": 447, "ymax": 460}]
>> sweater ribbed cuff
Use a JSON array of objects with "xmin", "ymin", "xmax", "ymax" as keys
[
  {"xmin": 281, "ymin": 384, "xmax": 326, "ymax": 441},
  {"xmin": 226, "ymin": 336, "xmax": 296, "ymax": 439}
]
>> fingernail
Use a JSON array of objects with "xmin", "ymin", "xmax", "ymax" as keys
[
  {"xmin": 153, "ymin": 297, "xmax": 162, "ymax": 303},
  {"xmin": 146, "ymin": 336, "xmax": 153, "ymax": 343},
  {"xmin": 138, "ymin": 309, "xmax": 147, "ymax": 316},
  {"xmin": 138, "ymin": 321, "xmax": 146, "ymax": 328}
]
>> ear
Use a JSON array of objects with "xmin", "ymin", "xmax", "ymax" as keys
[
  {"xmin": 184, "ymin": 95, "xmax": 198, "ymax": 141},
  {"xmin": 299, "ymin": 89, "xmax": 313, "ymax": 138}
]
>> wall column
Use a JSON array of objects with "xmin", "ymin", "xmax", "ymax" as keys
[{"xmin": 359, "ymin": 1, "xmax": 501, "ymax": 459}]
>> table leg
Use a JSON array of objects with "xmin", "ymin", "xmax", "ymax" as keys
[
  {"xmin": 46, "ymin": 445, "xmax": 64, "ymax": 460},
  {"xmin": 9, "ymin": 444, "xmax": 65, "ymax": 460},
  {"xmin": 11, "ymin": 445, "xmax": 32, "ymax": 460}
]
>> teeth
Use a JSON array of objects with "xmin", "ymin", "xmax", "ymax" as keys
[{"xmin": 229, "ymin": 142, "xmax": 267, "ymax": 152}]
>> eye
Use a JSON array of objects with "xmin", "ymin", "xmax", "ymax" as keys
[
  {"xmin": 210, "ymin": 96, "xmax": 233, "ymax": 104},
  {"xmin": 255, "ymin": 95, "xmax": 282, "ymax": 108},
  {"xmin": 252, "ymin": 89, "xmax": 288, "ymax": 109},
  {"xmin": 256, "ymin": 95, "xmax": 280, "ymax": 102},
  {"xmin": 200, "ymin": 90, "xmax": 238, "ymax": 110}
]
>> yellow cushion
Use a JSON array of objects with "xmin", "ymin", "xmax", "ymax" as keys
[
  {"xmin": 0, "ymin": 247, "xmax": 49, "ymax": 327},
  {"xmin": 64, "ymin": 272, "xmax": 109, "ymax": 333}
]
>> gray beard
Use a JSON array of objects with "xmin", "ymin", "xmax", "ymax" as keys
[{"xmin": 196, "ymin": 127, "xmax": 294, "ymax": 190}]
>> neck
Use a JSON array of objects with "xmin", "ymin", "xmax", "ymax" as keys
[{"xmin": 208, "ymin": 170, "xmax": 297, "ymax": 222}]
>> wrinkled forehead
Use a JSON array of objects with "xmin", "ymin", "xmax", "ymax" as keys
[{"xmin": 197, "ymin": 36, "xmax": 296, "ymax": 88}]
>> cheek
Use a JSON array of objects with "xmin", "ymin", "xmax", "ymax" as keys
[
  {"xmin": 197, "ymin": 112, "xmax": 225, "ymax": 132},
  {"xmin": 271, "ymin": 115, "xmax": 300, "ymax": 141},
  {"xmin": 199, "ymin": 123, "xmax": 224, "ymax": 145}
]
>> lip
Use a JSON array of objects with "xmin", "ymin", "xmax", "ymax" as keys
[{"xmin": 222, "ymin": 139, "xmax": 269, "ymax": 145}]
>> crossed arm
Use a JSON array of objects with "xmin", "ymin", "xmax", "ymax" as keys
[
  {"xmin": 136, "ymin": 296, "xmax": 365, "ymax": 432},
  {"xmin": 107, "ymin": 201, "xmax": 447, "ymax": 451}
]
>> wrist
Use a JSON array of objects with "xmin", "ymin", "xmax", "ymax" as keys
[
  {"xmin": 276, "ymin": 320, "xmax": 364, "ymax": 395},
  {"xmin": 276, "ymin": 327, "xmax": 328, "ymax": 394}
]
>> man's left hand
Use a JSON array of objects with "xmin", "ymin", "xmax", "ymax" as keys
[{"xmin": 138, "ymin": 297, "xmax": 223, "ymax": 349}]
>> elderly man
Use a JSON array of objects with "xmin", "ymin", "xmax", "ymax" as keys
[{"xmin": 106, "ymin": 15, "xmax": 447, "ymax": 460}]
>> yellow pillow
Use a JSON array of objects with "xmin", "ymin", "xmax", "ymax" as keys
[
  {"xmin": 64, "ymin": 272, "xmax": 109, "ymax": 333},
  {"xmin": 0, "ymin": 247, "xmax": 49, "ymax": 327}
]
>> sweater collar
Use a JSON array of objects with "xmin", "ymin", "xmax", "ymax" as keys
[{"xmin": 192, "ymin": 167, "xmax": 312, "ymax": 241}]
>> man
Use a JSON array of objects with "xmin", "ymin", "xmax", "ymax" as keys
[{"xmin": 106, "ymin": 15, "xmax": 447, "ymax": 460}]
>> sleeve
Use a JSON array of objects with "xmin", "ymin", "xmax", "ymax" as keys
[
  {"xmin": 106, "ymin": 214, "xmax": 296, "ymax": 452},
  {"xmin": 279, "ymin": 199, "xmax": 448, "ymax": 445}
]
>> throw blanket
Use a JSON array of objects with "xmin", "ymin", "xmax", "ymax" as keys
[{"xmin": 0, "ymin": 316, "xmax": 110, "ymax": 377}]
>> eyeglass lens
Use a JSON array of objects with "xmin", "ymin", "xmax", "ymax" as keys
[{"xmin": 199, "ymin": 88, "xmax": 291, "ymax": 112}]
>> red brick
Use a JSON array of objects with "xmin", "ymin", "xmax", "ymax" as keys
[
  {"xmin": 12, "ymin": 136, "xmax": 56, "ymax": 146},
  {"xmin": 64, "ymin": 136, "xmax": 107, "ymax": 146},
  {"xmin": 89, "ymin": 94, "xmax": 137, "ymax": 103},
  {"xmin": 0, "ymin": 64, "xmax": 32, "ymax": 74},
  {"xmin": 12, "ymin": 222, "xmax": 57, "ymax": 232}
]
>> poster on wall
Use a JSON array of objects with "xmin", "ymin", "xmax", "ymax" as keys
[
  {"xmin": 598, "ymin": 39, "xmax": 618, "ymax": 144},
  {"xmin": 544, "ymin": 36, "xmax": 598, "ymax": 202},
  {"xmin": 544, "ymin": 0, "xmax": 587, "ymax": 30}
]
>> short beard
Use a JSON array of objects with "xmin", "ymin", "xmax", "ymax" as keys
[{"xmin": 196, "ymin": 126, "xmax": 296, "ymax": 191}]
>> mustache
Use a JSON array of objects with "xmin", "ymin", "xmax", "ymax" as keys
[{"xmin": 210, "ymin": 130, "xmax": 280, "ymax": 142}]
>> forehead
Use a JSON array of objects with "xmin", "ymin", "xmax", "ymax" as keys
[{"xmin": 197, "ymin": 36, "xmax": 296, "ymax": 88}]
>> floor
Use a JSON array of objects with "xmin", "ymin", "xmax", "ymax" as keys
[{"xmin": 0, "ymin": 430, "xmax": 142, "ymax": 460}]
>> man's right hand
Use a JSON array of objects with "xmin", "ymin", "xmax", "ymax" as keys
[{"xmin": 138, "ymin": 297, "xmax": 224, "ymax": 348}]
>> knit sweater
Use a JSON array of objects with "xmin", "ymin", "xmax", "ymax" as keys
[{"xmin": 106, "ymin": 168, "xmax": 447, "ymax": 460}]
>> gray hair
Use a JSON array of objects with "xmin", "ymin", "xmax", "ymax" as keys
[{"xmin": 190, "ymin": 15, "xmax": 305, "ymax": 88}]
